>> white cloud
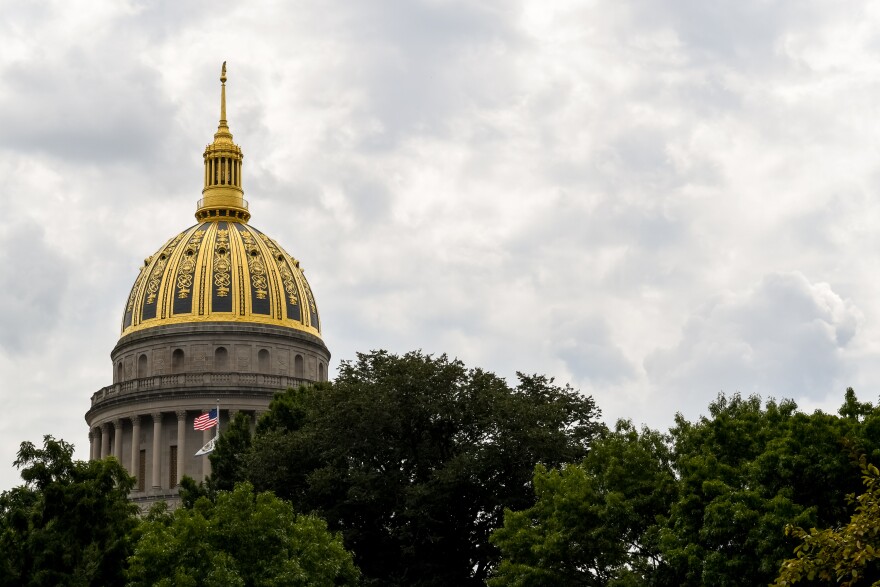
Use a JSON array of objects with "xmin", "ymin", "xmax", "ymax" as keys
[{"xmin": 645, "ymin": 272, "xmax": 861, "ymax": 413}]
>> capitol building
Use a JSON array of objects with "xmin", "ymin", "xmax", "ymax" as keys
[{"xmin": 84, "ymin": 64, "xmax": 329, "ymax": 504}]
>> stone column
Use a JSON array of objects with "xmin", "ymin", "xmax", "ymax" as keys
[
  {"xmin": 88, "ymin": 430, "xmax": 96, "ymax": 461},
  {"xmin": 100, "ymin": 423, "xmax": 111, "ymax": 459},
  {"xmin": 151, "ymin": 412, "xmax": 163, "ymax": 489},
  {"xmin": 95, "ymin": 427, "xmax": 103, "ymax": 460},
  {"xmin": 113, "ymin": 419, "xmax": 124, "ymax": 461},
  {"xmin": 202, "ymin": 428, "xmax": 213, "ymax": 480},
  {"xmin": 130, "ymin": 415, "xmax": 141, "ymax": 476},
  {"xmin": 176, "ymin": 410, "xmax": 187, "ymax": 487}
]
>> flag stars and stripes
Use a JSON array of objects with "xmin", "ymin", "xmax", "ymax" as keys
[{"xmin": 194, "ymin": 408, "xmax": 218, "ymax": 430}]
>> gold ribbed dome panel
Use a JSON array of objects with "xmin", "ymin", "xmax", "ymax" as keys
[{"xmin": 121, "ymin": 221, "xmax": 321, "ymax": 337}]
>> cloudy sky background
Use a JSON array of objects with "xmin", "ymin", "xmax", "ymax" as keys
[{"xmin": 2, "ymin": 0, "xmax": 880, "ymax": 489}]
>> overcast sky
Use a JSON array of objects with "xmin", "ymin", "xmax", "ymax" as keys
[{"xmin": 3, "ymin": 0, "xmax": 880, "ymax": 489}]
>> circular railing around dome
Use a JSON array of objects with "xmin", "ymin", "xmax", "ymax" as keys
[{"xmin": 90, "ymin": 372, "xmax": 313, "ymax": 407}]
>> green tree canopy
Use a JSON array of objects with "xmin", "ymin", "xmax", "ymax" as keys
[
  {"xmin": 659, "ymin": 393, "xmax": 872, "ymax": 585},
  {"xmin": 773, "ymin": 457, "xmax": 880, "ymax": 586},
  {"xmin": 489, "ymin": 420, "xmax": 678, "ymax": 586},
  {"xmin": 126, "ymin": 481, "xmax": 359, "ymax": 587},
  {"xmin": 0, "ymin": 436, "xmax": 138, "ymax": 587},
  {"xmin": 490, "ymin": 390, "xmax": 880, "ymax": 586},
  {"xmin": 211, "ymin": 349, "xmax": 602, "ymax": 586}
]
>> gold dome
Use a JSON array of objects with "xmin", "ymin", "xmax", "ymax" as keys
[
  {"xmin": 121, "ymin": 221, "xmax": 321, "ymax": 337},
  {"xmin": 120, "ymin": 63, "xmax": 321, "ymax": 339}
]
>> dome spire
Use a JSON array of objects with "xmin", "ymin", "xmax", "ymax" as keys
[
  {"xmin": 220, "ymin": 61, "xmax": 227, "ymax": 121},
  {"xmin": 196, "ymin": 62, "xmax": 249, "ymax": 223}
]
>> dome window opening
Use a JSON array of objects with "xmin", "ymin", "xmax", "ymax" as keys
[
  {"xmin": 258, "ymin": 349, "xmax": 270, "ymax": 373},
  {"xmin": 137, "ymin": 354, "xmax": 148, "ymax": 378},
  {"xmin": 116, "ymin": 362, "xmax": 123, "ymax": 383},
  {"xmin": 294, "ymin": 354, "xmax": 304, "ymax": 378},
  {"xmin": 215, "ymin": 347, "xmax": 228, "ymax": 371},
  {"xmin": 172, "ymin": 349, "xmax": 185, "ymax": 374}
]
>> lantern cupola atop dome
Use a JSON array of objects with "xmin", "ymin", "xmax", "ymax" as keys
[{"xmin": 197, "ymin": 61, "xmax": 249, "ymax": 223}]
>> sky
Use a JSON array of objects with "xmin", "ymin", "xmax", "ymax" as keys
[{"xmin": 2, "ymin": 0, "xmax": 880, "ymax": 489}]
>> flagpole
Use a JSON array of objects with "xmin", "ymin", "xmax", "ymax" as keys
[{"xmin": 194, "ymin": 403, "xmax": 220, "ymax": 456}]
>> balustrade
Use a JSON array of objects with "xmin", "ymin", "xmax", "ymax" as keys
[{"xmin": 92, "ymin": 371, "xmax": 311, "ymax": 406}]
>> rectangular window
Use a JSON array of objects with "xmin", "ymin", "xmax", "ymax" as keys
[
  {"xmin": 169, "ymin": 445, "xmax": 178, "ymax": 488},
  {"xmin": 138, "ymin": 450, "xmax": 146, "ymax": 491}
]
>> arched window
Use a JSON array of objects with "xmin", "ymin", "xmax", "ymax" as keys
[
  {"xmin": 117, "ymin": 362, "xmax": 124, "ymax": 383},
  {"xmin": 172, "ymin": 349, "xmax": 185, "ymax": 374},
  {"xmin": 258, "ymin": 349, "xmax": 270, "ymax": 373},
  {"xmin": 215, "ymin": 347, "xmax": 228, "ymax": 371},
  {"xmin": 318, "ymin": 362, "xmax": 325, "ymax": 382},
  {"xmin": 294, "ymin": 354, "xmax": 304, "ymax": 378},
  {"xmin": 137, "ymin": 354, "xmax": 148, "ymax": 378}
]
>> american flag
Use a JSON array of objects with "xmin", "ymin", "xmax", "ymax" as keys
[{"xmin": 194, "ymin": 408, "xmax": 218, "ymax": 430}]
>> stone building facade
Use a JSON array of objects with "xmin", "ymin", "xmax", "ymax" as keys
[{"xmin": 84, "ymin": 64, "xmax": 329, "ymax": 505}]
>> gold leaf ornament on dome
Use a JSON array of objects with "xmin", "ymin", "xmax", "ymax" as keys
[
  {"xmin": 259, "ymin": 233, "xmax": 299, "ymax": 306},
  {"xmin": 305, "ymin": 282, "xmax": 317, "ymax": 313},
  {"xmin": 125, "ymin": 265, "xmax": 146, "ymax": 312},
  {"xmin": 175, "ymin": 230, "xmax": 206, "ymax": 299},
  {"xmin": 279, "ymin": 265, "xmax": 299, "ymax": 306},
  {"xmin": 213, "ymin": 228, "xmax": 231, "ymax": 297},
  {"xmin": 146, "ymin": 233, "xmax": 185, "ymax": 305},
  {"xmin": 240, "ymin": 231, "xmax": 269, "ymax": 299}
]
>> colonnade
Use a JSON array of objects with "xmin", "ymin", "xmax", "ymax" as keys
[{"xmin": 88, "ymin": 410, "xmax": 258, "ymax": 491}]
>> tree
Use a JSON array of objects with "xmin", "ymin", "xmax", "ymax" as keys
[
  {"xmin": 213, "ymin": 350, "xmax": 602, "ymax": 586},
  {"xmin": 489, "ymin": 420, "xmax": 678, "ymax": 586},
  {"xmin": 489, "ymin": 390, "xmax": 880, "ymax": 587},
  {"xmin": 126, "ymin": 481, "xmax": 359, "ymax": 587},
  {"xmin": 208, "ymin": 411, "xmax": 254, "ymax": 492},
  {"xmin": 658, "ymin": 393, "xmax": 874, "ymax": 586},
  {"xmin": 773, "ymin": 457, "xmax": 880, "ymax": 586},
  {"xmin": 0, "ymin": 436, "xmax": 138, "ymax": 586}
]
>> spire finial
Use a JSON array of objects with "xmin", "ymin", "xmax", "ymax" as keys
[
  {"xmin": 198, "ymin": 62, "xmax": 249, "ymax": 223},
  {"xmin": 220, "ymin": 61, "xmax": 227, "ymax": 123}
]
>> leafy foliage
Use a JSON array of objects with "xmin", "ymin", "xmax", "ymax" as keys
[
  {"xmin": 490, "ymin": 390, "xmax": 880, "ymax": 586},
  {"xmin": 489, "ymin": 421, "xmax": 677, "ymax": 586},
  {"xmin": 657, "ymin": 392, "xmax": 875, "ymax": 586},
  {"xmin": 773, "ymin": 457, "xmax": 880, "ymax": 586},
  {"xmin": 126, "ymin": 481, "xmax": 359, "ymax": 587},
  {"xmin": 0, "ymin": 436, "xmax": 138, "ymax": 586},
  {"xmin": 208, "ymin": 411, "xmax": 253, "ymax": 492},
  {"xmin": 212, "ymin": 349, "xmax": 602, "ymax": 586}
]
